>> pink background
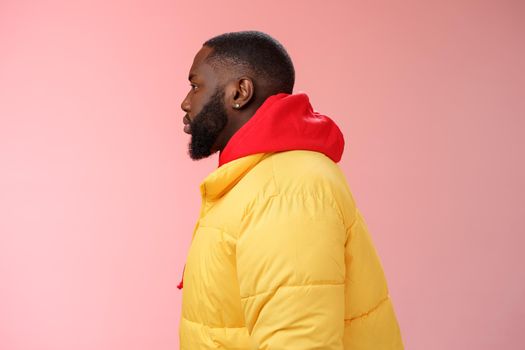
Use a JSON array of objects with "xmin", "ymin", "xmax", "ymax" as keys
[{"xmin": 1, "ymin": 0, "xmax": 524, "ymax": 349}]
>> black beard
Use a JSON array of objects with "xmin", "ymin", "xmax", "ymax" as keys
[{"xmin": 188, "ymin": 88, "xmax": 228, "ymax": 160}]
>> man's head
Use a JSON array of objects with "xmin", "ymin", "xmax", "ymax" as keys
[{"xmin": 181, "ymin": 31, "xmax": 295, "ymax": 160}]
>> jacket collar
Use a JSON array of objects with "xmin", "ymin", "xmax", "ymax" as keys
[{"xmin": 200, "ymin": 153, "xmax": 269, "ymax": 201}]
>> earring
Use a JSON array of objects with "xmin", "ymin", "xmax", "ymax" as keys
[{"xmin": 233, "ymin": 103, "xmax": 241, "ymax": 109}]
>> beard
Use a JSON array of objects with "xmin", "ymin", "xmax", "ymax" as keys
[{"xmin": 188, "ymin": 88, "xmax": 228, "ymax": 160}]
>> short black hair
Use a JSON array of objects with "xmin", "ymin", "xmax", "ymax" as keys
[{"xmin": 203, "ymin": 30, "xmax": 295, "ymax": 95}]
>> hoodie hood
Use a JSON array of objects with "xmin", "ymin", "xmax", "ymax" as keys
[{"xmin": 218, "ymin": 93, "xmax": 345, "ymax": 167}]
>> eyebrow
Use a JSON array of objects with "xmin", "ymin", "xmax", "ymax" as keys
[{"xmin": 188, "ymin": 73, "xmax": 196, "ymax": 81}]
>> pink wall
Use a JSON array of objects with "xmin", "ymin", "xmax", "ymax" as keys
[{"xmin": 1, "ymin": 0, "xmax": 524, "ymax": 349}]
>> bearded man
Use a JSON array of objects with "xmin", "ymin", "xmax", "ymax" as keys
[{"xmin": 178, "ymin": 30, "xmax": 403, "ymax": 349}]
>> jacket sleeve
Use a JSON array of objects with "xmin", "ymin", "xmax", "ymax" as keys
[
  {"xmin": 236, "ymin": 194, "xmax": 346, "ymax": 349},
  {"xmin": 342, "ymin": 210, "xmax": 404, "ymax": 349}
]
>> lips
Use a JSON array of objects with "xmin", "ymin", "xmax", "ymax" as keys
[{"xmin": 183, "ymin": 115, "xmax": 191, "ymax": 134}]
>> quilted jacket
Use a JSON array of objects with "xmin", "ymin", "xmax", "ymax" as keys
[{"xmin": 179, "ymin": 93, "xmax": 403, "ymax": 349}]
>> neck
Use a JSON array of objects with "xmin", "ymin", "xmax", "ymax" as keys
[{"xmin": 215, "ymin": 101, "xmax": 264, "ymax": 152}]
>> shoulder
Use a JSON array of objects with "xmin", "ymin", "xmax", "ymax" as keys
[
  {"xmin": 269, "ymin": 151, "xmax": 357, "ymax": 227},
  {"xmin": 266, "ymin": 150, "xmax": 349, "ymax": 197},
  {"xmin": 225, "ymin": 151, "xmax": 357, "ymax": 229}
]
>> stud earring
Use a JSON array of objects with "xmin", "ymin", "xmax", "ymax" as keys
[{"xmin": 233, "ymin": 103, "xmax": 241, "ymax": 109}]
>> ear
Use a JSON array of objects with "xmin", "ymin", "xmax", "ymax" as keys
[{"xmin": 229, "ymin": 77, "xmax": 254, "ymax": 110}]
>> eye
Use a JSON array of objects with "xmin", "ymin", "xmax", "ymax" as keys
[{"xmin": 190, "ymin": 83, "xmax": 198, "ymax": 91}]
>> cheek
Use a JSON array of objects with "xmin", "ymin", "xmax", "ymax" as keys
[
  {"xmin": 192, "ymin": 94, "xmax": 213, "ymax": 117},
  {"xmin": 188, "ymin": 98, "xmax": 200, "ymax": 117},
  {"xmin": 191, "ymin": 104, "xmax": 202, "ymax": 119}
]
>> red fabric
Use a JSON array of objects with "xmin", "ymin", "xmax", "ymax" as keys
[
  {"xmin": 219, "ymin": 93, "xmax": 345, "ymax": 167},
  {"xmin": 177, "ymin": 265, "xmax": 185, "ymax": 290}
]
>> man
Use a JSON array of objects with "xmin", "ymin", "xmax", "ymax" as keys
[{"xmin": 179, "ymin": 31, "xmax": 403, "ymax": 349}]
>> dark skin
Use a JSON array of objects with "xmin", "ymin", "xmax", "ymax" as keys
[{"xmin": 181, "ymin": 45, "xmax": 269, "ymax": 154}]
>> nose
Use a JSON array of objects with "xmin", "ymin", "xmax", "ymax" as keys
[{"xmin": 181, "ymin": 93, "xmax": 190, "ymax": 113}]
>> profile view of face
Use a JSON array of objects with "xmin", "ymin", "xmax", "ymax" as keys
[{"xmin": 181, "ymin": 46, "xmax": 229, "ymax": 160}]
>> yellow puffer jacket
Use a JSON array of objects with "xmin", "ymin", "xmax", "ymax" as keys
[
  {"xmin": 179, "ymin": 94, "xmax": 403, "ymax": 349},
  {"xmin": 179, "ymin": 151, "xmax": 403, "ymax": 349}
]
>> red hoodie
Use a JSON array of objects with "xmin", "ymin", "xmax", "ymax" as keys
[{"xmin": 218, "ymin": 93, "xmax": 345, "ymax": 167}]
